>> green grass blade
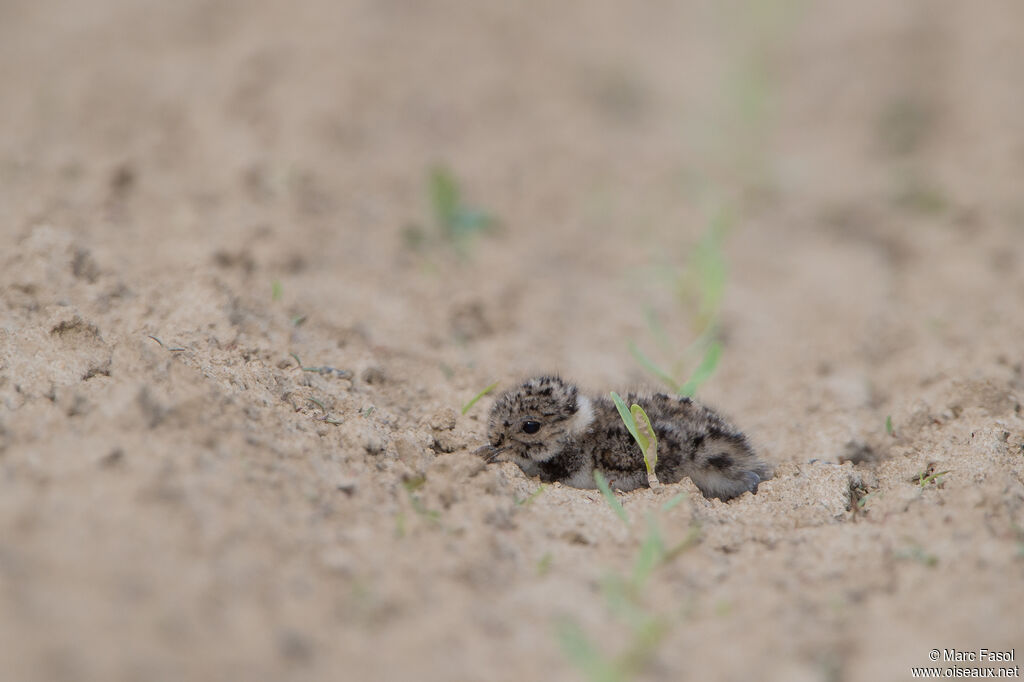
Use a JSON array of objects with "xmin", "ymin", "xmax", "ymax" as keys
[
  {"xmin": 627, "ymin": 342, "xmax": 680, "ymax": 393},
  {"xmin": 694, "ymin": 212, "xmax": 729, "ymax": 320},
  {"xmin": 461, "ymin": 381, "xmax": 498, "ymax": 415},
  {"xmin": 644, "ymin": 306, "xmax": 674, "ymax": 358},
  {"xmin": 680, "ymin": 322, "xmax": 719, "ymax": 363},
  {"xmin": 631, "ymin": 515, "xmax": 665, "ymax": 591},
  {"xmin": 516, "ymin": 484, "xmax": 548, "ymax": 507},
  {"xmin": 678, "ymin": 340, "xmax": 722, "ymax": 397},
  {"xmin": 612, "ymin": 617, "xmax": 670, "ymax": 680},
  {"xmin": 593, "ymin": 470, "xmax": 629, "ymax": 525},
  {"xmin": 918, "ymin": 470, "xmax": 951, "ymax": 488},
  {"xmin": 599, "ymin": 573, "xmax": 648, "ymax": 631},
  {"xmin": 556, "ymin": 618, "xmax": 621, "ymax": 682},
  {"xmin": 676, "ymin": 207, "xmax": 731, "ymax": 334}
]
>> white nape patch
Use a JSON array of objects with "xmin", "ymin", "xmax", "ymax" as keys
[{"xmin": 569, "ymin": 395, "xmax": 595, "ymax": 436}]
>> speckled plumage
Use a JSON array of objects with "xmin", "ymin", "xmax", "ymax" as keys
[{"xmin": 476, "ymin": 376, "xmax": 770, "ymax": 501}]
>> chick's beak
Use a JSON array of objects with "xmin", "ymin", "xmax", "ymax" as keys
[{"xmin": 474, "ymin": 444, "xmax": 509, "ymax": 463}]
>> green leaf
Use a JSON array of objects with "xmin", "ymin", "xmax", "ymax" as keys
[
  {"xmin": 610, "ymin": 392, "xmax": 640, "ymax": 443},
  {"xmin": 451, "ymin": 207, "xmax": 493, "ymax": 237},
  {"xmin": 630, "ymin": 404, "xmax": 658, "ymax": 475}
]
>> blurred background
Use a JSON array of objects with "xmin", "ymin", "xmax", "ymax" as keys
[{"xmin": 4, "ymin": 0, "xmax": 1022, "ymax": 381}]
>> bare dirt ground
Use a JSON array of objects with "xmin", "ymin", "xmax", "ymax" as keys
[{"xmin": 2, "ymin": 2, "xmax": 1023, "ymax": 681}]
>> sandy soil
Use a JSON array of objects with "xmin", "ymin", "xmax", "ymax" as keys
[{"xmin": 2, "ymin": 1, "xmax": 1024, "ymax": 681}]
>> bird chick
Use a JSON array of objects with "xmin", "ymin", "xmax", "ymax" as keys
[{"xmin": 476, "ymin": 376, "xmax": 770, "ymax": 501}]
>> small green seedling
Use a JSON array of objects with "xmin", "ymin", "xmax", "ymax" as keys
[
  {"xmin": 857, "ymin": 491, "xmax": 880, "ymax": 509},
  {"xmin": 630, "ymin": 210, "xmax": 729, "ymax": 397},
  {"xmin": 610, "ymin": 392, "xmax": 659, "ymax": 486},
  {"xmin": 558, "ymin": 612, "xmax": 668, "ymax": 682},
  {"xmin": 558, "ymin": 481, "xmax": 700, "ymax": 682},
  {"xmin": 885, "ymin": 415, "xmax": 894, "ymax": 436},
  {"xmin": 429, "ymin": 165, "xmax": 496, "ymax": 252},
  {"xmin": 556, "ymin": 618, "xmax": 620, "ymax": 682},
  {"xmin": 271, "ymin": 280, "xmax": 283, "ymax": 301},
  {"xmin": 629, "ymin": 328, "xmax": 722, "ymax": 398},
  {"xmin": 917, "ymin": 469, "xmax": 950, "ymax": 488},
  {"xmin": 404, "ymin": 167, "xmax": 498, "ymax": 258},
  {"xmin": 462, "ymin": 381, "xmax": 498, "ymax": 415}
]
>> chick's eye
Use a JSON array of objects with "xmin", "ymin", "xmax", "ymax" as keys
[{"xmin": 521, "ymin": 420, "xmax": 541, "ymax": 434}]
